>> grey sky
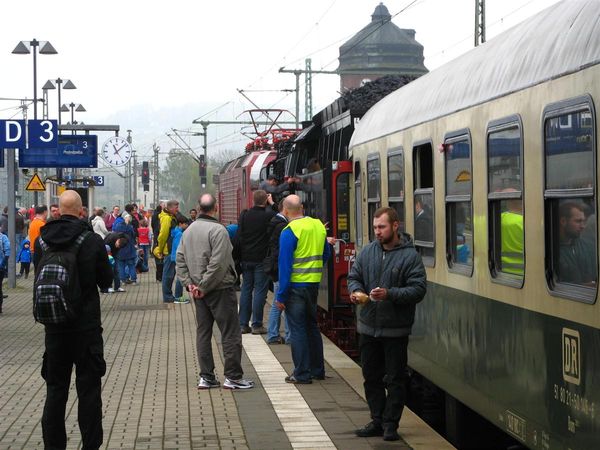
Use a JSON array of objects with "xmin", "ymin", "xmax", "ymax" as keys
[{"xmin": 1, "ymin": 0, "xmax": 561, "ymax": 162}]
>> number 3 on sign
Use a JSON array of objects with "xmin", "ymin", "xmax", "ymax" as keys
[
  {"xmin": 28, "ymin": 120, "xmax": 58, "ymax": 149},
  {"xmin": 39, "ymin": 121, "xmax": 54, "ymax": 143}
]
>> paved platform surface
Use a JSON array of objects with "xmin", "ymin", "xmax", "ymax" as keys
[{"xmin": 0, "ymin": 267, "xmax": 453, "ymax": 450}]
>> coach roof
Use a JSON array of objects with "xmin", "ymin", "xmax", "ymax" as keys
[{"xmin": 350, "ymin": 0, "xmax": 600, "ymax": 148}]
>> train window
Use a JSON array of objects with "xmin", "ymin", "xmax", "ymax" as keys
[
  {"xmin": 367, "ymin": 155, "xmax": 381, "ymax": 241},
  {"xmin": 388, "ymin": 148, "xmax": 405, "ymax": 232},
  {"xmin": 487, "ymin": 118, "xmax": 524, "ymax": 287},
  {"xmin": 413, "ymin": 141, "xmax": 435, "ymax": 265},
  {"xmin": 444, "ymin": 131, "xmax": 473, "ymax": 275},
  {"xmin": 354, "ymin": 161, "xmax": 364, "ymax": 248},
  {"xmin": 414, "ymin": 142, "xmax": 433, "ymax": 189},
  {"xmin": 543, "ymin": 96, "xmax": 597, "ymax": 303}
]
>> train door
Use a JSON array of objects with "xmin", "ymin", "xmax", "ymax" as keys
[
  {"xmin": 328, "ymin": 160, "xmax": 355, "ymax": 307},
  {"xmin": 354, "ymin": 161, "xmax": 363, "ymax": 249},
  {"xmin": 318, "ymin": 160, "xmax": 357, "ymax": 355}
]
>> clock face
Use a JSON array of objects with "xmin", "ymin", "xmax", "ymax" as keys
[{"xmin": 102, "ymin": 136, "xmax": 132, "ymax": 166}]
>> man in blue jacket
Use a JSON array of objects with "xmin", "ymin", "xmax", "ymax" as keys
[
  {"xmin": 347, "ymin": 206, "xmax": 426, "ymax": 442},
  {"xmin": 275, "ymin": 195, "xmax": 331, "ymax": 384}
]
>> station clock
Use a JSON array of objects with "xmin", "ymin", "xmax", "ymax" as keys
[{"xmin": 102, "ymin": 136, "xmax": 132, "ymax": 167}]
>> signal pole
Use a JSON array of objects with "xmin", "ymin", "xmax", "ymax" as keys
[
  {"xmin": 475, "ymin": 0, "xmax": 486, "ymax": 46},
  {"xmin": 279, "ymin": 58, "xmax": 337, "ymax": 126},
  {"xmin": 153, "ymin": 143, "xmax": 159, "ymax": 207}
]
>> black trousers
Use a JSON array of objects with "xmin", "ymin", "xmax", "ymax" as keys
[
  {"xmin": 154, "ymin": 256, "xmax": 163, "ymax": 281},
  {"xmin": 42, "ymin": 328, "xmax": 106, "ymax": 450},
  {"xmin": 360, "ymin": 334, "xmax": 409, "ymax": 429}
]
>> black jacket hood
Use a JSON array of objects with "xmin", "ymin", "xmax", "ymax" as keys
[{"xmin": 40, "ymin": 215, "xmax": 92, "ymax": 246}]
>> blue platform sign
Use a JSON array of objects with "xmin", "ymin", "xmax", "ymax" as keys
[
  {"xmin": 0, "ymin": 120, "xmax": 26, "ymax": 148},
  {"xmin": 28, "ymin": 120, "xmax": 58, "ymax": 149},
  {"xmin": 0, "ymin": 120, "xmax": 58, "ymax": 149},
  {"xmin": 92, "ymin": 175, "xmax": 105, "ymax": 186},
  {"xmin": 19, "ymin": 134, "xmax": 98, "ymax": 168},
  {"xmin": 83, "ymin": 175, "xmax": 105, "ymax": 187}
]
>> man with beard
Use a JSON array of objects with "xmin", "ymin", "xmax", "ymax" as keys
[{"xmin": 347, "ymin": 206, "xmax": 426, "ymax": 442}]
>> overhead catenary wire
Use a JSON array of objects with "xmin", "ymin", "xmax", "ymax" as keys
[{"xmin": 425, "ymin": 0, "xmax": 539, "ymax": 62}]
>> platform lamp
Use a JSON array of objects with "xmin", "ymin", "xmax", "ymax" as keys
[
  {"xmin": 43, "ymin": 79, "xmax": 76, "ymax": 180},
  {"xmin": 42, "ymin": 79, "xmax": 76, "ymax": 125},
  {"xmin": 65, "ymin": 102, "xmax": 86, "ymax": 183},
  {"xmin": 13, "ymin": 39, "xmax": 57, "ymax": 206}
]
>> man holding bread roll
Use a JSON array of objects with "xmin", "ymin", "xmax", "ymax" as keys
[{"xmin": 347, "ymin": 206, "xmax": 426, "ymax": 442}]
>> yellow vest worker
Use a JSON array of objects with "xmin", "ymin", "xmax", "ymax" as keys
[{"xmin": 500, "ymin": 211, "xmax": 524, "ymax": 276}]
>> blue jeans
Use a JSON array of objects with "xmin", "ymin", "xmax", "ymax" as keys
[
  {"xmin": 239, "ymin": 261, "xmax": 270, "ymax": 328},
  {"xmin": 267, "ymin": 282, "xmax": 290, "ymax": 342},
  {"xmin": 140, "ymin": 245, "xmax": 150, "ymax": 272},
  {"xmin": 285, "ymin": 285, "xmax": 324, "ymax": 382},
  {"xmin": 162, "ymin": 257, "xmax": 177, "ymax": 302},
  {"xmin": 118, "ymin": 257, "xmax": 137, "ymax": 282}
]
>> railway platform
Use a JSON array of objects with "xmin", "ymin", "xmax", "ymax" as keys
[{"xmin": 0, "ymin": 269, "xmax": 453, "ymax": 450}]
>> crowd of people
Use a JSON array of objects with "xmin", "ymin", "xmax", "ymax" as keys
[{"xmin": 0, "ymin": 185, "xmax": 433, "ymax": 447}]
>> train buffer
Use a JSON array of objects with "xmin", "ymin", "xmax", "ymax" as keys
[{"xmin": 0, "ymin": 272, "xmax": 454, "ymax": 449}]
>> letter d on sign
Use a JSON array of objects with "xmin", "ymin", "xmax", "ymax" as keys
[
  {"xmin": 6, "ymin": 121, "xmax": 22, "ymax": 142},
  {"xmin": 0, "ymin": 120, "xmax": 25, "ymax": 148}
]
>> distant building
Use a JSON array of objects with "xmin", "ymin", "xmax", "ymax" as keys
[{"xmin": 338, "ymin": 2, "xmax": 428, "ymax": 91}]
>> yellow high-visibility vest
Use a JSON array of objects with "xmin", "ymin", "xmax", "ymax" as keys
[
  {"xmin": 500, "ymin": 211, "xmax": 524, "ymax": 276},
  {"xmin": 285, "ymin": 217, "xmax": 327, "ymax": 283}
]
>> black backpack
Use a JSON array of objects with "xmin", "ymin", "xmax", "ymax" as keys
[{"xmin": 33, "ymin": 231, "xmax": 90, "ymax": 325}]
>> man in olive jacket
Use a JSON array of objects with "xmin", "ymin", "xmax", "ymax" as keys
[
  {"xmin": 347, "ymin": 206, "xmax": 426, "ymax": 442},
  {"xmin": 176, "ymin": 194, "xmax": 254, "ymax": 390}
]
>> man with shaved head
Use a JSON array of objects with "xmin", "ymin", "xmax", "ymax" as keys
[
  {"xmin": 275, "ymin": 194, "xmax": 331, "ymax": 384},
  {"xmin": 34, "ymin": 189, "xmax": 113, "ymax": 449}
]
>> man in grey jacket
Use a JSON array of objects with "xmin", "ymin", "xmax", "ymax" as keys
[
  {"xmin": 176, "ymin": 193, "xmax": 254, "ymax": 390},
  {"xmin": 347, "ymin": 206, "xmax": 426, "ymax": 442}
]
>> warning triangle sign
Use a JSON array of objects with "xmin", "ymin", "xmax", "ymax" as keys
[{"xmin": 26, "ymin": 173, "xmax": 46, "ymax": 191}]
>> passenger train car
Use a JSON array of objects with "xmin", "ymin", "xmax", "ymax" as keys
[{"xmin": 349, "ymin": 1, "xmax": 600, "ymax": 448}]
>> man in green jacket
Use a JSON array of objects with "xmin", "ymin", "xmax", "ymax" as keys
[{"xmin": 176, "ymin": 194, "xmax": 254, "ymax": 390}]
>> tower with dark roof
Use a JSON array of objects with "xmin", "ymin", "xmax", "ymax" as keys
[{"xmin": 338, "ymin": 2, "xmax": 428, "ymax": 91}]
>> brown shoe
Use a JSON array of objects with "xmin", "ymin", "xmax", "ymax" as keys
[
  {"xmin": 240, "ymin": 325, "xmax": 252, "ymax": 334},
  {"xmin": 251, "ymin": 326, "xmax": 267, "ymax": 335}
]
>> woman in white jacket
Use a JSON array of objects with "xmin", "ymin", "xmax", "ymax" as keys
[{"xmin": 91, "ymin": 208, "xmax": 110, "ymax": 238}]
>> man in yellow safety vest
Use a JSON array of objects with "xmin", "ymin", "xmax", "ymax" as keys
[
  {"xmin": 275, "ymin": 195, "xmax": 333, "ymax": 384},
  {"xmin": 500, "ymin": 197, "xmax": 524, "ymax": 276}
]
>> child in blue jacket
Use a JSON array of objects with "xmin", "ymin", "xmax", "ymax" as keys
[{"xmin": 17, "ymin": 239, "xmax": 31, "ymax": 279}]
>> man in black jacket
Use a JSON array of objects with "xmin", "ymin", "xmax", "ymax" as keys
[
  {"xmin": 265, "ymin": 202, "xmax": 289, "ymax": 344},
  {"xmin": 34, "ymin": 190, "xmax": 113, "ymax": 450},
  {"xmin": 237, "ymin": 190, "xmax": 275, "ymax": 334},
  {"xmin": 347, "ymin": 206, "xmax": 426, "ymax": 442}
]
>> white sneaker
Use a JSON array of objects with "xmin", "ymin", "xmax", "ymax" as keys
[
  {"xmin": 223, "ymin": 378, "xmax": 254, "ymax": 390},
  {"xmin": 107, "ymin": 288, "xmax": 115, "ymax": 293},
  {"xmin": 117, "ymin": 288, "xmax": 126, "ymax": 292},
  {"xmin": 197, "ymin": 376, "xmax": 220, "ymax": 389}
]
